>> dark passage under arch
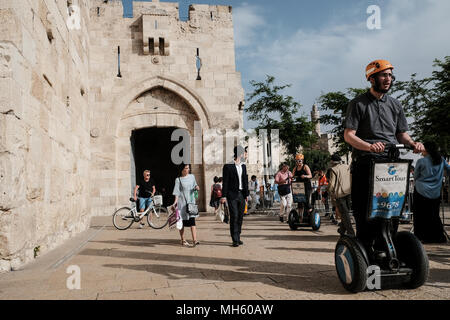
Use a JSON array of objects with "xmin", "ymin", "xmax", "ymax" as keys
[{"xmin": 131, "ymin": 127, "xmax": 188, "ymax": 207}]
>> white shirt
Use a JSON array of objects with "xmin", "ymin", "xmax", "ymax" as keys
[
  {"xmin": 235, "ymin": 162, "xmax": 243, "ymax": 190},
  {"xmin": 249, "ymin": 179, "xmax": 258, "ymax": 192}
]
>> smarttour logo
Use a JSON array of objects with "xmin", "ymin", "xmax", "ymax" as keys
[{"xmin": 388, "ymin": 166, "xmax": 397, "ymax": 176}]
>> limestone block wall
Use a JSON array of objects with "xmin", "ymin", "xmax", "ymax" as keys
[
  {"xmin": 0, "ymin": 0, "xmax": 91, "ymax": 271},
  {"xmin": 88, "ymin": 0, "xmax": 244, "ymax": 215}
]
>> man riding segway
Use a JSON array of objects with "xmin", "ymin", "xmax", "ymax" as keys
[{"xmin": 334, "ymin": 59, "xmax": 429, "ymax": 292}]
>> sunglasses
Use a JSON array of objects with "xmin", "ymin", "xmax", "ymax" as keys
[{"xmin": 377, "ymin": 73, "xmax": 396, "ymax": 81}]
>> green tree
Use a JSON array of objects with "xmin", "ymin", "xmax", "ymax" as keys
[
  {"xmin": 246, "ymin": 75, "xmax": 317, "ymax": 156},
  {"xmin": 393, "ymin": 56, "xmax": 450, "ymax": 156},
  {"xmin": 317, "ymin": 88, "xmax": 367, "ymax": 157}
]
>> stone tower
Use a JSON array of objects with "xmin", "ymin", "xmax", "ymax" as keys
[
  {"xmin": 0, "ymin": 0, "xmax": 244, "ymax": 271},
  {"xmin": 311, "ymin": 104, "xmax": 321, "ymax": 137}
]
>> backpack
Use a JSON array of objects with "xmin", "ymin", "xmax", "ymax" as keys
[{"xmin": 213, "ymin": 184, "xmax": 222, "ymax": 198}]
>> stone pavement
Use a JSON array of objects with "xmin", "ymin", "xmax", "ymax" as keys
[{"xmin": 0, "ymin": 208, "xmax": 449, "ymax": 300}]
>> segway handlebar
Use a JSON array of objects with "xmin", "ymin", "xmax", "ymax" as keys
[
  {"xmin": 384, "ymin": 143, "xmax": 414, "ymax": 151},
  {"xmin": 384, "ymin": 144, "xmax": 413, "ymax": 161}
]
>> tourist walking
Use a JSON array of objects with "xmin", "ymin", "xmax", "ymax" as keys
[
  {"xmin": 210, "ymin": 176, "xmax": 222, "ymax": 215},
  {"xmin": 171, "ymin": 164, "xmax": 200, "ymax": 247},
  {"xmin": 221, "ymin": 146, "xmax": 249, "ymax": 247},
  {"xmin": 249, "ymin": 175, "xmax": 259, "ymax": 212},
  {"xmin": 327, "ymin": 154, "xmax": 355, "ymax": 236},
  {"xmin": 275, "ymin": 163, "xmax": 293, "ymax": 223},
  {"xmin": 413, "ymin": 140, "xmax": 450, "ymax": 243}
]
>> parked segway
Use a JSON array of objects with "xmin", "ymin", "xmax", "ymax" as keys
[
  {"xmin": 288, "ymin": 180, "xmax": 321, "ymax": 231},
  {"xmin": 335, "ymin": 144, "xmax": 429, "ymax": 292}
]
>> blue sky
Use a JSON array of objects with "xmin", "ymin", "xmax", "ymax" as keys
[{"xmin": 122, "ymin": 0, "xmax": 450, "ymax": 131}]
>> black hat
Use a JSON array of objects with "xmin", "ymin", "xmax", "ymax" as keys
[{"xmin": 331, "ymin": 154, "xmax": 342, "ymax": 162}]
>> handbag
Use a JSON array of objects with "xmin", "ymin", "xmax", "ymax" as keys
[
  {"xmin": 179, "ymin": 178, "xmax": 199, "ymax": 218},
  {"xmin": 168, "ymin": 205, "xmax": 179, "ymax": 229},
  {"xmin": 223, "ymin": 202, "xmax": 229, "ymax": 224}
]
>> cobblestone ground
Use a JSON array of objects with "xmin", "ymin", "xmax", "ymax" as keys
[{"xmin": 0, "ymin": 206, "xmax": 449, "ymax": 300}]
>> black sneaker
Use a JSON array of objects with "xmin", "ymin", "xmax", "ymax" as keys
[
  {"xmin": 279, "ymin": 216, "xmax": 284, "ymax": 222},
  {"xmin": 238, "ymin": 240, "xmax": 244, "ymax": 245},
  {"xmin": 232, "ymin": 242, "xmax": 239, "ymax": 247}
]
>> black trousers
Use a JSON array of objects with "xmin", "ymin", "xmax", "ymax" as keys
[
  {"xmin": 227, "ymin": 192, "xmax": 246, "ymax": 243},
  {"xmin": 352, "ymin": 157, "xmax": 400, "ymax": 249},
  {"xmin": 413, "ymin": 189, "xmax": 446, "ymax": 243}
]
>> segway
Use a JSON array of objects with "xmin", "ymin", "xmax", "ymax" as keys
[
  {"xmin": 335, "ymin": 144, "xmax": 429, "ymax": 293},
  {"xmin": 288, "ymin": 180, "xmax": 321, "ymax": 231}
]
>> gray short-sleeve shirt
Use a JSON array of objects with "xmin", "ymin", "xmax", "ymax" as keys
[{"xmin": 344, "ymin": 90, "xmax": 409, "ymax": 159}]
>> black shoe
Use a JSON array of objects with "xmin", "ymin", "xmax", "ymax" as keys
[
  {"xmin": 232, "ymin": 242, "xmax": 239, "ymax": 247},
  {"xmin": 238, "ymin": 240, "xmax": 243, "ymax": 245},
  {"xmin": 279, "ymin": 216, "xmax": 284, "ymax": 222}
]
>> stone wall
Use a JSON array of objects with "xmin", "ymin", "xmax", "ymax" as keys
[
  {"xmin": 0, "ymin": 0, "xmax": 92, "ymax": 271},
  {"xmin": 88, "ymin": 0, "xmax": 244, "ymax": 215},
  {"xmin": 0, "ymin": 0, "xmax": 245, "ymax": 271}
]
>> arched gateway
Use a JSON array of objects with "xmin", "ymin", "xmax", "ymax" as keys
[{"xmin": 115, "ymin": 76, "xmax": 211, "ymax": 211}]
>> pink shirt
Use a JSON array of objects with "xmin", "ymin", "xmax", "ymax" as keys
[{"xmin": 275, "ymin": 170, "xmax": 293, "ymax": 185}]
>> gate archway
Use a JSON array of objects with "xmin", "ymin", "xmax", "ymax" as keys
[{"xmin": 115, "ymin": 82, "xmax": 209, "ymax": 210}]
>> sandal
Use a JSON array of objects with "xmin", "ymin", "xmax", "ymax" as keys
[
  {"xmin": 194, "ymin": 241, "xmax": 200, "ymax": 246},
  {"xmin": 181, "ymin": 240, "xmax": 191, "ymax": 247}
]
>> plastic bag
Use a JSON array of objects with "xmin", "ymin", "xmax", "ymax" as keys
[{"xmin": 176, "ymin": 218, "xmax": 183, "ymax": 230}]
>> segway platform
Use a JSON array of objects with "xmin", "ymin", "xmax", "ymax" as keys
[
  {"xmin": 335, "ymin": 145, "xmax": 429, "ymax": 292},
  {"xmin": 288, "ymin": 182, "xmax": 321, "ymax": 231}
]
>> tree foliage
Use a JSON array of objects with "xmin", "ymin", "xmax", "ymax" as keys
[
  {"xmin": 246, "ymin": 75, "xmax": 317, "ymax": 156},
  {"xmin": 317, "ymin": 88, "xmax": 367, "ymax": 156},
  {"xmin": 392, "ymin": 56, "xmax": 450, "ymax": 156}
]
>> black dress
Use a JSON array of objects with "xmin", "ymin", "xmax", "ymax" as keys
[{"xmin": 294, "ymin": 165, "xmax": 312, "ymax": 211}]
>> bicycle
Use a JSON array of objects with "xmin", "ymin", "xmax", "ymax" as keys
[{"xmin": 112, "ymin": 195, "xmax": 169, "ymax": 230}]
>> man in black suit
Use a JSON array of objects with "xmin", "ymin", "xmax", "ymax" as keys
[{"xmin": 221, "ymin": 146, "xmax": 249, "ymax": 247}]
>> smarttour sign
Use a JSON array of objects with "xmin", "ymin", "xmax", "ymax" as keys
[{"xmin": 370, "ymin": 162, "xmax": 409, "ymax": 219}]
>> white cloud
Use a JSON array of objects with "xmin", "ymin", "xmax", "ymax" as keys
[
  {"xmin": 237, "ymin": 0, "xmax": 450, "ymax": 129},
  {"xmin": 233, "ymin": 3, "xmax": 265, "ymax": 48}
]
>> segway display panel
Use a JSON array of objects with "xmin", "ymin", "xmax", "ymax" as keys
[
  {"xmin": 291, "ymin": 182, "xmax": 306, "ymax": 203},
  {"xmin": 369, "ymin": 161, "xmax": 411, "ymax": 220}
]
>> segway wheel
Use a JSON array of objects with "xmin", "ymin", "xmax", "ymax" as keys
[
  {"xmin": 394, "ymin": 231, "xmax": 429, "ymax": 289},
  {"xmin": 335, "ymin": 236, "xmax": 368, "ymax": 293},
  {"xmin": 288, "ymin": 209, "xmax": 298, "ymax": 230},
  {"xmin": 311, "ymin": 210, "xmax": 321, "ymax": 231}
]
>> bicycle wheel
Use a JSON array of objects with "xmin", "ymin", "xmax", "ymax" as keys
[
  {"xmin": 113, "ymin": 207, "xmax": 135, "ymax": 230},
  {"xmin": 147, "ymin": 206, "xmax": 169, "ymax": 229}
]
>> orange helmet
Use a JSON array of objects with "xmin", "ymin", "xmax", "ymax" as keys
[
  {"xmin": 365, "ymin": 59, "xmax": 394, "ymax": 80},
  {"xmin": 295, "ymin": 154, "xmax": 304, "ymax": 160}
]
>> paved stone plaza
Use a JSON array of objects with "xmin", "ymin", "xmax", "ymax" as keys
[{"xmin": 0, "ymin": 208, "xmax": 448, "ymax": 300}]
